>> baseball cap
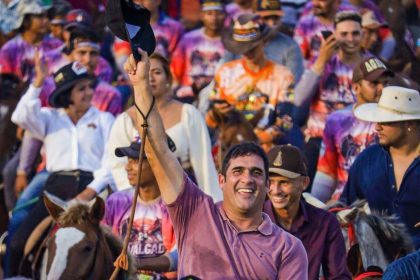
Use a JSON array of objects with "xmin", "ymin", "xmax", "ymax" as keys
[
  {"xmin": 65, "ymin": 9, "xmax": 93, "ymax": 30},
  {"xmin": 267, "ymin": 145, "xmax": 307, "ymax": 179},
  {"xmin": 115, "ymin": 137, "xmax": 176, "ymax": 159},
  {"xmin": 352, "ymin": 57, "xmax": 394, "ymax": 83},
  {"xmin": 201, "ymin": 0, "xmax": 225, "ymax": 11}
]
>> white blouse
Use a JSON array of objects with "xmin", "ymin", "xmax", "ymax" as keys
[
  {"xmin": 108, "ymin": 103, "xmax": 222, "ymax": 202},
  {"xmin": 11, "ymin": 85, "xmax": 115, "ymax": 193}
]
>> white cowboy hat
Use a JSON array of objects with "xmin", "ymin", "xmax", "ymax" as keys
[
  {"xmin": 14, "ymin": 0, "xmax": 51, "ymax": 30},
  {"xmin": 355, "ymin": 86, "xmax": 420, "ymax": 123}
]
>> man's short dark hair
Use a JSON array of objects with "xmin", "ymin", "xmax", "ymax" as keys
[
  {"xmin": 334, "ymin": 11, "xmax": 362, "ymax": 27},
  {"xmin": 221, "ymin": 142, "xmax": 269, "ymax": 179}
]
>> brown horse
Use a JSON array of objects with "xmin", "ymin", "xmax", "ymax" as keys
[
  {"xmin": 28, "ymin": 193, "xmax": 135, "ymax": 280},
  {"xmin": 210, "ymin": 106, "xmax": 259, "ymax": 170}
]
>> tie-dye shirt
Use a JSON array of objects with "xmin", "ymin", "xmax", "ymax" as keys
[
  {"xmin": 0, "ymin": 35, "xmax": 62, "ymax": 82},
  {"xmin": 294, "ymin": 4, "xmax": 355, "ymax": 64},
  {"xmin": 113, "ymin": 12, "xmax": 184, "ymax": 59},
  {"xmin": 39, "ymin": 77, "xmax": 122, "ymax": 116},
  {"xmin": 45, "ymin": 47, "xmax": 113, "ymax": 84},
  {"xmin": 103, "ymin": 189, "xmax": 176, "ymax": 279},
  {"xmin": 171, "ymin": 27, "xmax": 225, "ymax": 97},
  {"xmin": 315, "ymin": 105, "xmax": 378, "ymax": 201},
  {"xmin": 213, "ymin": 58, "xmax": 295, "ymax": 106},
  {"xmin": 304, "ymin": 54, "xmax": 359, "ymax": 138}
]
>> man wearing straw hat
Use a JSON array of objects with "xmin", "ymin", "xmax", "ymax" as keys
[{"xmin": 341, "ymin": 86, "xmax": 420, "ymax": 249}]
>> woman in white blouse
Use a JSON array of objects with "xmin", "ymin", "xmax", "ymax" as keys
[
  {"xmin": 108, "ymin": 53, "xmax": 222, "ymax": 201},
  {"xmin": 7, "ymin": 60, "xmax": 114, "ymax": 276}
]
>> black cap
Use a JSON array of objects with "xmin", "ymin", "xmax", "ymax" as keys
[
  {"xmin": 267, "ymin": 145, "xmax": 307, "ymax": 178},
  {"xmin": 105, "ymin": 0, "xmax": 156, "ymax": 59},
  {"xmin": 115, "ymin": 136, "xmax": 177, "ymax": 159},
  {"xmin": 49, "ymin": 62, "xmax": 94, "ymax": 108}
]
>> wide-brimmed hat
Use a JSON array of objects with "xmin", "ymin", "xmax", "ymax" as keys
[
  {"xmin": 354, "ymin": 86, "xmax": 420, "ymax": 123},
  {"xmin": 222, "ymin": 13, "xmax": 273, "ymax": 55},
  {"xmin": 105, "ymin": 0, "xmax": 156, "ymax": 59},
  {"xmin": 14, "ymin": 0, "xmax": 51, "ymax": 30},
  {"xmin": 267, "ymin": 145, "xmax": 308, "ymax": 179},
  {"xmin": 352, "ymin": 57, "xmax": 394, "ymax": 83},
  {"xmin": 254, "ymin": 0, "xmax": 284, "ymax": 17},
  {"xmin": 49, "ymin": 62, "xmax": 94, "ymax": 108}
]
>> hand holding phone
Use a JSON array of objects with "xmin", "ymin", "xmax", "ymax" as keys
[{"xmin": 321, "ymin": 30, "xmax": 333, "ymax": 40}]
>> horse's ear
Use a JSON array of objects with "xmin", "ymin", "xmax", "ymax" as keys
[
  {"xmin": 89, "ymin": 196, "xmax": 105, "ymax": 224},
  {"xmin": 43, "ymin": 191, "xmax": 66, "ymax": 221}
]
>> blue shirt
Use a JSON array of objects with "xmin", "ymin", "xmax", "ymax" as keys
[
  {"xmin": 340, "ymin": 144, "xmax": 420, "ymax": 249},
  {"xmin": 383, "ymin": 250, "xmax": 420, "ymax": 280}
]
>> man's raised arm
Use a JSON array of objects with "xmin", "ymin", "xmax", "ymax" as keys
[{"xmin": 124, "ymin": 49, "xmax": 184, "ymax": 204}]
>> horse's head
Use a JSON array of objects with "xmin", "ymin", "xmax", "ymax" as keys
[{"xmin": 43, "ymin": 192, "xmax": 114, "ymax": 280}]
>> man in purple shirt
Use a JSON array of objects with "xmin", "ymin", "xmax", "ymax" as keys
[
  {"xmin": 125, "ymin": 48, "xmax": 308, "ymax": 279},
  {"xmin": 264, "ymin": 145, "xmax": 351, "ymax": 280}
]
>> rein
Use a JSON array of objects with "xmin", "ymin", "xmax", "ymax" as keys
[
  {"xmin": 328, "ymin": 207, "xmax": 358, "ymax": 247},
  {"xmin": 110, "ymin": 96, "xmax": 156, "ymax": 280}
]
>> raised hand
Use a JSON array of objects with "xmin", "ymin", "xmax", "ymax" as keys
[
  {"xmin": 123, "ymin": 48, "xmax": 150, "ymax": 87},
  {"xmin": 33, "ymin": 49, "xmax": 48, "ymax": 88}
]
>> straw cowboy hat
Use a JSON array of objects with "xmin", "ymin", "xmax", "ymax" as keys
[
  {"xmin": 222, "ymin": 13, "xmax": 274, "ymax": 55},
  {"xmin": 354, "ymin": 86, "xmax": 420, "ymax": 123}
]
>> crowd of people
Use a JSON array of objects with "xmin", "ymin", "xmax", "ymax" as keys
[{"xmin": 0, "ymin": 0, "xmax": 419, "ymax": 279}]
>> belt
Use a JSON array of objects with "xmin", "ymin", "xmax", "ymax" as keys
[{"xmin": 51, "ymin": 170, "xmax": 92, "ymax": 177}]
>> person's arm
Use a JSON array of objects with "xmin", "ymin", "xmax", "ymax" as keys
[
  {"xmin": 294, "ymin": 35, "xmax": 337, "ymax": 107},
  {"xmin": 321, "ymin": 216, "xmax": 352, "ymax": 280},
  {"xmin": 339, "ymin": 156, "xmax": 364, "ymax": 205},
  {"xmin": 125, "ymin": 49, "xmax": 184, "ymax": 204},
  {"xmin": 277, "ymin": 237, "xmax": 308, "ymax": 280},
  {"xmin": 311, "ymin": 118, "xmax": 338, "ymax": 202},
  {"xmin": 184, "ymin": 105, "xmax": 222, "ymax": 201}
]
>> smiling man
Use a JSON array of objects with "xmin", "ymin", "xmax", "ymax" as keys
[
  {"xmin": 125, "ymin": 48, "xmax": 308, "ymax": 279},
  {"xmin": 264, "ymin": 145, "xmax": 350, "ymax": 280}
]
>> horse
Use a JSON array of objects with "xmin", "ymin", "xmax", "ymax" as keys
[
  {"xmin": 209, "ymin": 104, "xmax": 259, "ymax": 170},
  {"xmin": 329, "ymin": 200, "xmax": 414, "ymax": 278},
  {"xmin": 25, "ymin": 192, "xmax": 135, "ymax": 280}
]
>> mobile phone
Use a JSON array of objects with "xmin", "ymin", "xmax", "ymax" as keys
[{"xmin": 321, "ymin": 30, "xmax": 333, "ymax": 40}]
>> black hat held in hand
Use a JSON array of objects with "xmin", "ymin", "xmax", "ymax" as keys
[{"xmin": 105, "ymin": 0, "xmax": 156, "ymax": 60}]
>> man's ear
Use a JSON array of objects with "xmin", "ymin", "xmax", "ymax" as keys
[
  {"xmin": 352, "ymin": 82, "xmax": 360, "ymax": 94},
  {"xmin": 301, "ymin": 176, "xmax": 310, "ymax": 192},
  {"xmin": 218, "ymin": 173, "xmax": 226, "ymax": 190}
]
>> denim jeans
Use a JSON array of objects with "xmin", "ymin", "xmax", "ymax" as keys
[{"xmin": 3, "ymin": 170, "xmax": 48, "ymax": 277}]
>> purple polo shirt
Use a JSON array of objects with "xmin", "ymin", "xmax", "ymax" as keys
[
  {"xmin": 167, "ymin": 174, "xmax": 308, "ymax": 279},
  {"xmin": 264, "ymin": 199, "xmax": 351, "ymax": 280}
]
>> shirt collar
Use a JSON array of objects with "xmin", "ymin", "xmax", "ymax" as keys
[{"xmin": 217, "ymin": 202, "xmax": 273, "ymax": 236}]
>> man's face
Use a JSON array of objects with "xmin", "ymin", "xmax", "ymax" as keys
[
  {"xmin": 312, "ymin": 0, "xmax": 335, "ymax": 17},
  {"xmin": 71, "ymin": 45, "xmax": 100, "ymax": 74},
  {"xmin": 268, "ymin": 174, "xmax": 306, "ymax": 211},
  {"xmin": 219, "ymin": 154, "xmax": 268, "ymax": 215},
  {"xmin": 28, "ymin": 13, "xmax": 49, "ymax": 35},
  {"xmin": 201, "ymin": 10, "xmax": 225, "ymax": 33},
  {"xmin": 243, "ymin": 43, "xmax": 265, "ymax": 64},
  {"xmin": 260, "ymin": 15, "xmax": 281, "ymax": 28},
  {"xmin": 335, "ymin": 20, "xmax": 362, "ymax": 55},
  {"xmin": 361, "ymin": 27, "xmax": 379, "ymax": 51},
  {"xmin": 375, "ymin": 121, "xmax": 407, "ymax": 147},
  {"xmin": 125, "ymin": 157, "xmax": 156, "ymax": 187},
  {"xmin": 356, "ymin": 75, "xmax": 389, "ymax": 103}
]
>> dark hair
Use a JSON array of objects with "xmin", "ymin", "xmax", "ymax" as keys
[
  {"xmin": 54, "ymin": 89, "xmax": 73, "ymax": 108},
  {"xmin": 19, "ymin": 14, "xmax": 32, "ymax": 33},
  {"xmin": 221, "ymin": 142, "xmax": 269, "ymax": 179},
  {"xmin": 334, "ymin": 11, "xmax": 362, "ymax": 27},
  {"xmin": 150, "ymin": 53, "xmax": 173, "ymax": 85}
]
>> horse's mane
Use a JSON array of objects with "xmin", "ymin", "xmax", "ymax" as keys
[{"xmin": 359, "ymin": 212, "xmax": 414, "ymax": 262}]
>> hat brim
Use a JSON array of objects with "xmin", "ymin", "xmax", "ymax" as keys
[
  {"xmin": 48, "ymin": 75, "xmax": 94, "ymax": 108},
  {"xmin": 256, "ymin": 10, "xmax": 284, "ymax": 17},
  {"xmin": 363, "ymin": 68, "xmax": 394, "ymax": 82},
  {"xmin": 269, "ymin": 167, "xmax": 301, "ymax": 179},
  {"xmin": 354, "ymin": 103, "xmax": 420, "ymax": 123},
  {"xmin": 115, "ymin": 146, "xmax": 139, "ymax": 159},
  {"xmin": 222, "ymin": 25, "xmax": 274, "ymax": 55}
]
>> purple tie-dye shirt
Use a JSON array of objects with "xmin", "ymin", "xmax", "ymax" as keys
[
  {"xmin": 316, "ymin": 105, "xmax": 378, "ymax": 200},
  {"xmin": 0, "ymin": 35, "xmax": 62, "ymax": 82},
  {"xmin": 171, "ymin": 28, "xmax": 225, "ymax": 97}
]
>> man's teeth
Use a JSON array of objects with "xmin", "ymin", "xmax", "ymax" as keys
[{"xmin": 237, "ymin": 189, "xmax": 254, "ymax": 193}]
